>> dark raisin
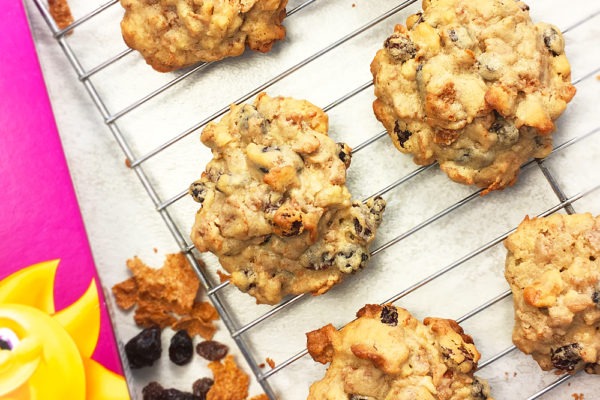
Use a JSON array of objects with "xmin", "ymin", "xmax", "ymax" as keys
[
  {"xmin": 448, "ymin": 29, "xmax": 458, "ymax": 42},
  {"xmin": 261, "ymin": 235, "xmax": 272, "ymax": 244},
  {"xmin": 192, "ymin": 378, "xmax": 214, "ymax": 400},
  {"xmin": 551, "ymin": 343, "xmax": 582, "ymax": 371},
  {"xmin": 519, "ymin": 2, "xmax": 530, "ymax": 12},
  {"xmin": 125, "ymin": 327, "xmax": 162, "ymax": 369},
  {"xmin": 142, "ymin": 382, "xmax": 165, "ymax": 400},
  {"xmin": 259, "ymin": 167, "xmax": 269, "ymax": 173},
  {"xmin": 161, "ymin": 388, "xmax": 198, "ymax": 400},
  {"xmin": 196, "ymin": 340, "xmax": 229, "ymax": 361},
  {"xmin": 384, "ymin": 34, "xmax": 417, "ymax": 63},
  {"xmin": 169, "ymin": 330, "xmax": 194, "ymax": 366},
  {"xmin": 353, "ymin": 218, "xmax": 363, "ymax": 234},
  {"xmin": 288, "ymin": 220, "xmax": 303, "ymax": 236},
  {"xmin": 543, "ymin": 26, "xmax": 564, "ymax": 56},
  {"xmin": 393, "ymin": 121, "xmax": 412, "ymax": 148},
  {"xmin": 592, "ymin": 291, "xmax": 600, "ymax": 307},
  {"xmin": 471, "ymin": 377, "xmax": 489, "ymax": 399},
  {"xmin": 0, "ymin": 338, "xmax": 11, "ymax": 350},
  {"xmin": 337, "ymin": 142, "xmax": 352, "ymax": 168},
  {"xmin": 348, "ymin": 395, "xmax": 369, "ymax": 400},
  {"xmin": 189, "ymin": 181, "xmax": 208, "ymax": 203},
  {"xmin": 380, "ymin": 305, "xmax": 398, "ymax": 326}
]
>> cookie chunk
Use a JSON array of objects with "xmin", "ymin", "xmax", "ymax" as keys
[
  {"xmin": 370, "ymin": 0, "xmax": 576, "ymax": 194},
  {"xmin": 190, "ymin": 93, "xmax": 386, "ymax": 304},
  {"xmin": 306, "ymin": 304, "xmax": 493, "ymax": 399},
  {"xmin": 120, "ymin": 0, "xmax": 287, "ymax": 72},
  {"xmin": 505, "ymin": 214, "xmax": 600, "ymax": 374}
]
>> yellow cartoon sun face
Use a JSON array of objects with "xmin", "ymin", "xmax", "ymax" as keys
[{"xmin": 0, "ymin": 260, "xmax": 129, "ymax": 400}]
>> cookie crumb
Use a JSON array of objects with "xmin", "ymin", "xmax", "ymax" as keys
[
  {"xmin": 258, "ymin": 363, "xmax": 266, "ymax": 368},
  {"xmin": 265, "ymin": 357, "xmax": 275, "ymax": 369},
  {"xmin": 217, "ymin": 270, "xmax": 231, "ymax": 283},
  {"xmin": 206, "ymin": 355, "xmax": 249, "ymax": 400},
  {"xmin": 153, "ymin": 247, "xmax": 158, "ymax": 253},
  {"xmin": 572, "ymin": 394, "xmax": 584, "ymax": 400},
  {"xmin": 352, "ymin": 3, "xmax": 356, "ymax": 7},
  {"xmin": 125, "ymin": 158, "xmax": 132, "ymax": 168},
  {"xmin": 48, "ymin": 0, "xmax": 74, "ymax": 31}
]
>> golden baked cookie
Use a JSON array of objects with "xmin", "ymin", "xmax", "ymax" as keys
[
  {"xmin": 120, "ymin": 0, "xmax": 287, "ymax": 72},
  {"xmin": 370, "ymin": 0, "xmax": 576, "ymax": 194},
  {"xmin": 190, "ymin": 93, "xmax": 386, "ymax": 304},
  {"xmin": 505, "ymin": 214, "xmax": 600, "ymax": 374},
  {"xmin": 306, "ymin": 304, "xmax": 493, "ymax": 400}
]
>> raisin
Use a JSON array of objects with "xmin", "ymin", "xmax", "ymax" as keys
[
  {"xmin": 337, "ymin": 142, "xmax": 352, "ymax": 168},
  {"xmin": 259, "ymin": 167, "xmax": 269, "ymax": 173},
  {"xmin": 192, "ymin": 378, "xmax": 214, "ymax": 400},
  {"xmin": 125, "ymin": 327, "xmax": 162, "ymax": 369},
  {"xmin": 189, "ymin": 181, "xmax": 208, "ymax": 203},
  {"xmin": 353, "ymin": 218, "xmax": 363, "ymax": 234},
  {"xmin": 448, "ymin": 29, "xmax": 458, "ymax": 42},
  {"xmin": 0, "ymin": 338, "xmax": 11, "ymax": 350},
  {"xmin": 348, "ymin": 395, "xmax": 369, "ymax": 400},
  {"xmin": 543, "ymin": 26, "xmax": 564, "ymax": 56},
  {"xmin": 161, "ymin": 389, "xmax": 198, "ymax": 400},
  {"xmin": 551, "ymin": 343, "xmax": 582, "ymax": 371},
  {"xmin": 288, "ymin": 220, "xmax": 303, "ymax": 236},
  {"xmin": 384, "ymin": 34, "xmax": 417, "ymax": 63},
  {"xmin": 196, "ymin": 340, "xmax": 229, "ymax": 361},
  {"xmin": 169, "ymin": 330, "xmax": 194, "ymax": 366},
  {"xmin": 380, "ymin": 305, "xmax": 398, "ymax": 326},
  {"xmin": 142, "ymin": 382, "xmax": 165, "ymax": 400},
  {"xmin": 471, "ymin": 377, "xmax": 490, "ymax": 399},
  {"xmin": 592, "ymin": 291, "xmax": 599, "ymax": 307},
  {"xmin": 393, "ymin": 121, "xmax": 412, "ymax": 148},
  {"xmin": 489, "ymin": 115, "xmax": 519, "ymax": 145}
]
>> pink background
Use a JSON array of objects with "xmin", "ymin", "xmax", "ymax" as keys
[{"xmin": 0, "ymin": 0, "xmax": 124, "ymax": 376}]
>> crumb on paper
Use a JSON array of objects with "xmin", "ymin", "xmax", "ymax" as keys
[
  {"xmin": 217, "ymin": 270, "xmax": 231, "ymax": 283},
  {"xmin": 572, "ymin": 394, "xmax": 584, "ymax": 400},
  {"xmin": 258, "ymin": 363, "xmax": 265, "ymax": 368},
  {"xmin": 153, "ymin": 247, "xmax": 158, "ymax": 253},
  {"xmin": 513, "ymin": 372, "xmax": 517, "ymax": 377},
  {"xmin": 112, "ymin": 253, "xmax": 219, "ymax": 339},
  {"xmin": 265, "ymin": 357, "xmax": 275, "ymax": 369},
  {"xmin": 596, "ymin": 74, "xmax": 600, "ymax": 81},
  {"xmin": 352, "ymin": 3, "xmax": 356, "ymax": 7},
  {"xmin": 48, "ymin": 0, "xmax": 74, "ymax": 31},
  {"xmin": 207, "ymin": 355, "xmax": 249, "ymax": 400},
  {"xmin": 125, "ymin": 158, "xmax": 132, "ymax": 168}
]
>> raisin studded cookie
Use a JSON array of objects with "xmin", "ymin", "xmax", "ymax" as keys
[
  {"xmin": 306, "ymin": 304, "xmax": 493, "ymax": 399},
  {"xmin": 370, "ymin": 0, "xmax": 576, "ymax": 194},
  {"xmin": 120, "ymin": 0, "xmax": 287, "ymax": 72},
  {"xmin": 190, "ymin": 93, "xmax": 386, "ymax": 304},
  {"xmin": 505, "ymin": 214, "xmax": 600, "ymax": 374}
]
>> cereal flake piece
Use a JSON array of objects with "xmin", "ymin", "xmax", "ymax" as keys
[{"xmin": 207, "ymin": 355, "xmax": 250, "ymax": 400}]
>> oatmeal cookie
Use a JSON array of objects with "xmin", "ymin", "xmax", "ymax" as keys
[
  {"xmin": 190, "ymin": 93, "xmax": 386, "ymax": 304},
  {"xmin": 370, "ymin": 0, "xmax": 576, "ymax": 194},
  {"xmin": 505, "ymin": 214, "xmax": 600, "ymax": 374},
  {"xmin": 306, "ymin": 304, "xmax": 493, "ymax": 399},
  {"xmin": 120, "ymin": 0, "xmax": 287, "ymax": 72}
]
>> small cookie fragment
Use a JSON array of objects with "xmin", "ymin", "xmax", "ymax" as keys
[
  {"xmin": 190, "ymin": 93, "xmax": 386, "ymax": 304},
  {"xmin": 306, "ymin": 304, "xmax": 493, "ymax": 399},
  {"xmin": 370, "ymin": 0, "xmax": 575, "ymax": 194},
  {"xmin": 112, "ymin": 253, "xmax": 219, "ymax": 339},
  {"xmin": 48, "ymin": 0, "xmax": 74, "ymax": 30},
  {"xmin": 206, "ymin": 355, "xmax": 250, "ymax": 400},
  {"xmin": 120, "ymin": 0, "xmax": 288, "ymax": 72},
  {"xmin": 505, "ymin": 213, "xmax": 600, "ymax": 374}
]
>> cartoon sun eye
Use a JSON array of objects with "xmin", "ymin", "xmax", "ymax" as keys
[{"xmin": 0, "ymin": 328, "xmax": 19, "ymax": 350}]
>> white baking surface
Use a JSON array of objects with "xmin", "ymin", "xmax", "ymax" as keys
[{"xmin": 24, "ymin": 0, "xmax": 600, "ymax": 399}]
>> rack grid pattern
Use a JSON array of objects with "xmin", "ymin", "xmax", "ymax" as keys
[{"xmin": 31, "ymin": 0, "xmax": 600, "ymax": 398}]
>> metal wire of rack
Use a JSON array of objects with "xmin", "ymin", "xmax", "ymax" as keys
[{"xmin": 31, "ymin": 0, "xmax": 600, "ymax": 398}]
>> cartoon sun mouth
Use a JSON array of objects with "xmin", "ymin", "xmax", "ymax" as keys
[{"xmin": 0, "ymin": 260, "xmax": 129, "ymax": 399}]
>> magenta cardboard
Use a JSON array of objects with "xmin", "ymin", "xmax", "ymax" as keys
[{"xmin": 0, "ymin": 2, "xmax": 129, "ymax": 398}]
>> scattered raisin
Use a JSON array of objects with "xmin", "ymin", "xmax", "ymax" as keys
[
  {"xmin": 0, "ymin": 338, "xmax": 11, "ymax": 350},
  {"xmin": 189, "ymin": 181, "xmax": 208, "ymax": 203},
  {"xmin": 384, "ymin": 34, "xmax": 417, "ymax": 63},
  {"xmin": 543, "ymin": 26, "xmax": 564, "ymax": 56},
  {"xmin": 161, "ymin": 388, "xmax": 198, "ymax": 400},
  {"xmin": 125, "ymin": 327, "xmax": 162, "ymax": 369},
  {"xmin": 471, "ymin": 377, "xmax": 489, "ymax": 399},
  {"xmin": 142, "ymin": 382, "xmax": 165, "ymax": 400},
  {"xmin": 192, "ymin": 378, "xmax": 214, "ymax": 400},
  {"xmin": 393, "ymin": 121, "xmax": 412, "ymax": 148},
  {"xmin": 551, "ymin": 343, "xmax": 582, "ymax": 371},
  {"xmin": 337, "ymin": 142, "xmax": 352, "ymax": 168},
  {"xmin": 592, "ymin": 290, "xmax": 599, "ymax": 307},
  {"xmin": 169, "ymin": 330, "xmax": 194, "ymax": 366},
  {"xmin": 196, "ymin": 340, "xmax": 229, "ymax": 361},
  {"xmin": 380, "ymin": 305, "xmax": 398, "ymax": 326}
]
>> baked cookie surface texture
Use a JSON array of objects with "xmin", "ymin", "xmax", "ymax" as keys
[
  {"xmin": 306, "ymin": 304, "xmax": 493, "ymax": 400},
  {"xmin": 505, "ymin": 214, "xmax": 600, "ymax": 374},
  {"xmin": 190, "ymin": 93, "xmax": 386, "ymax": 304},
  {"xmin": 370, "ymin": 0, "xmax": 576, "ymax": 193},
  {"xmin": 120, "ymin": 0, "xmax": 287, "ymax": 72}
]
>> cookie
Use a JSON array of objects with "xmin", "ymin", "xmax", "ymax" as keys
[
  {"xmin": 370, "ymin": 0, "xmax": 576, "ymax": 194},
  {"xmin": 190, "ymin": 93, "xmax": 386, "ymax": 304},
  {"xmin": 120, "ymin": 0, "xmax": 287, "ymax": 72},
  {"xmin": 505, "ymin": 214, "xmax": 600, "ymax": 374},
  {"xmin": 306, "ymin": 304, "xmax": 493, "ymax": 399}
]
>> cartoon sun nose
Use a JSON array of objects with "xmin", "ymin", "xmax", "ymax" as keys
[{"xmin": 0, "ymin": 260, "xmax": 129, "ymax": 399}]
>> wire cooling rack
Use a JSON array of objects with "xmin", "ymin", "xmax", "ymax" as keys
[{"xmin": 31, "ymin": 0, "xmax": 600, "ymax": 398}]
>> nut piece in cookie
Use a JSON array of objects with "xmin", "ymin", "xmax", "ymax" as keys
[
  {"xmin": 505, "ymin": 213, "xmax": 600, "ymax": 374},
  {"xmin": 306, "ymin": 304, "xmax": 493, "ymax": 400},
  {"xmin": 120, "ymin": 0, "xmax": 288, "ymax": 72},
  {"xmin": 370, "ymin": 0, "xmax": 576, "ymax": 194},
  {"xmin": 190, "ymin": 93, "xmax": 386, "ymax": 304}
]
